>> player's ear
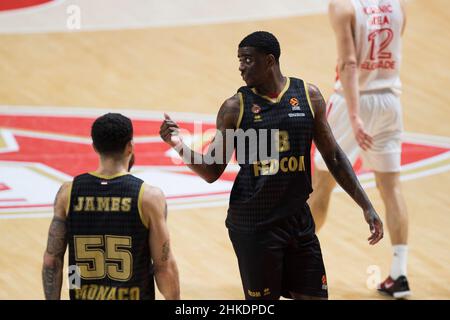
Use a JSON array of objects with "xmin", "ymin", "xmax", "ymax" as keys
[
  {"xmin": 267, "ymin": 54, "xmax": 276, "ymax": 67},
  {"xmin": 128, "ymin": 153, "xmax": 135, "ymax": 172},
  {"xmin": 126, "ymin": 140, "xmax": 134, "ymax": 155}
]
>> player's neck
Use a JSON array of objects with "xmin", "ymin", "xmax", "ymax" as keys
[
  {"xmin": 253, "ymin": 70, "xmax": 286, "ymax": 97},
  {"xmin": 96, "ymin": 157, "xmax": 128, "ymax": 176}
]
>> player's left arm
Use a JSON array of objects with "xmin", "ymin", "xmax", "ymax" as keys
[
  {"xmin": 309, "ymin": 83, "xmax": 383, "ymax": 245},
  {"xmin": 42, "ymin": 182, "xmax": 71, "ymax": 300},
  {"xmin": 329, "ymin": 0, "xmax": 372, "ymax": 151}
]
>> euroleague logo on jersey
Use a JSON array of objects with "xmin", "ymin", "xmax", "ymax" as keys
[
  {"xmin": 289, "ymin": 97, "xmax": 299, "ymax": 107},
  {"xmin": 0, "ymin": 0, "xmax": 55, "ymax": 12}
]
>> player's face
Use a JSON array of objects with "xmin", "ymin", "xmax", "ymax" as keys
[{"xmin": 238, "ymin": 47, "xmax": 269, "ymax": 87}]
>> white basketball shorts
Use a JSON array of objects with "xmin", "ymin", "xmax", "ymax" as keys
[{"xmin": 315, "ymin": 90, "xmax": 403, "ymax": 172}]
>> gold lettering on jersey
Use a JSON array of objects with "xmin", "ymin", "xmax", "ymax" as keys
[
  {"xmin": 129, "ymin": 287, "xmax": 140, "ymax": 299},
  {"xmin": 111, "ymin": 197, "xmax": 121, "ymax": 212},
  {"xmin": 275, "ymin": 130, "xmax": 290, "ymax": 152},
  {"xmin": 253, "ymin": 156, "xmax": 306, "ymax": 176},
  {"xmin": 85, "ymin": 197, "xmax": 95, "ymax": 211},
  {"xmin": 96, "ymin": 197, "xmax": 110, "ymax": 211},
  {"xmin": 96, "ymin": 285, "xmax": 109, "ymax": 300},
  {"xmin": 74, "ymin": 284, "xmax": 141, "ymax": 300},
  {"xmin": 72, "ymin": 197, "xmax": 132, "ymax": 212},
  {"xmin": 106, "ymin": 287, "xmax": 117, "ymax": 300},
  {"xmin": 87, "ymin": 284, "xmax": 98, "ymax": 300},
  {"xmin": 74, "ymin": 197, "xmax": 84, "ymax": 211},
  {"xmin": 121, "ymin": 198, "xmax": 132, "ymax": 212}
]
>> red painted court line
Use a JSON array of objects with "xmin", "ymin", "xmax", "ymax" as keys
[
  {"xmin": 0, "ymin": 198, "xmax": 27, "ymax": 202},
  {"xmin": 0, "ymin": 203, "xmax": 52, "ymax": 209},
  {"xmin": 0, "ymin": 0, "xmax": 53, "ymax": 11}
]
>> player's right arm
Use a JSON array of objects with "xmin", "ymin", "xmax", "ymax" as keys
[
  {"xmin": 42, "ymin": 182, "xmax": 71, "ymax": 300},
  {"xmin": 159, "ymin": 95, "xmax": 240, "ymax": 183},
  {"xmin": 329, "ymin": 0, "xmax": 373, "ymax": 150},
  {"xmin": 310, "ymin": 83, "xmax": 383, "ymax": 245},
  {"xmin": 141, "ymin": 184, "xmax": 180, "ymax": 300}
]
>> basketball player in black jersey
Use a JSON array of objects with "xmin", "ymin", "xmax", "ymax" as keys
[
  {"xmin": 42, "ymin": 113, "xmax": 180, "ymax": 300},
  {"xmin": 160, "ymin": 31, "xmax": 383, "ymax": 300}
]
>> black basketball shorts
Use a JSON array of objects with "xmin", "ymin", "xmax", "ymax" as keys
[{"xmin": 228, "ymin": 207, "xmax": 328, "ymax": 300}]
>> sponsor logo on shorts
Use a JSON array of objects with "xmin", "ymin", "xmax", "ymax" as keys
[
  {"xmin": 247, "ymin": 289, "xmax": 261, "ymax": 298},
  {"xmin": 322, "ymin": 275, "xmax": 328, "ymax": 290}
]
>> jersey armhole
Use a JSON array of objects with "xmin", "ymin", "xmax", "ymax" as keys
[
  {"xmin": 303, "ymin": 81, "xmax": 315, "ymax": 118},
  {"xmin": 65, "ymin": 182, "xmax": 73, "ymax": 216},
  {"xmin": 236, "ymin": 92, "xmax": 244, "ymax": 129},
  {"xmin": 138, "ymin": 183, "xmax": 149, "ymax": 229}
]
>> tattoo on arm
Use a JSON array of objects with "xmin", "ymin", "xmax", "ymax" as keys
[
  {"xmin": 310, "ymin": 84, "xmax": 372, "ymax": 210},
  {"xmin": 161, "ymin": 241, "xmax": 170, "ymax": 262},
  {"xmin": 45, "ymin": 216, "xmax": 67, "ymax": 256},
  {"xmin": 42, "ymin": 255, "xmax": 64, "ymax": 300},
  {"xmin": 43, "ymin": 185, "xmax": 68, "ymax": 300}
]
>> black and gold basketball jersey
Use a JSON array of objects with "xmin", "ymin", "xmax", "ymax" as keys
[
  {"xmin": 227, "ymin": 77, "xmax": 315, "ymax": 233},
  {"xmin": 66, "ymin": 172, "xmax": 154, "ymax": 300}
]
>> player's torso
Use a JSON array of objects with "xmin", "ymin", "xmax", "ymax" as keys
[
  {"xmin": 227, "ymin": 77, "xmax": 315, "ymax": 233},
  {"xmin": 66, "ymin": 173, "xmax": 154, "ymax": 300},
  {"xmin": 335, "ymin": 0, "xmax": 404, "ymax": 94}
]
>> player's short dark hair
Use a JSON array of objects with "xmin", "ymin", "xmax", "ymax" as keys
[
  {"xmin": 91, "ymin": 113, "xmax": 133, "ymax": 156},
  {"xmin": 239, "ymin": 31, "xmax": 281, "ymax": 62}
]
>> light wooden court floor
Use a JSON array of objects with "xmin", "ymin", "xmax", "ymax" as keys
[{"xmin": 0, "ymin": 0, "xmax": 448, "ymax": 299}]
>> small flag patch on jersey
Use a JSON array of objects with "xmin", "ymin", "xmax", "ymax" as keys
[
  {"xmin": 251, "ymin": 104, "xmax": 261, "ymax": 114},
  {"xmin": 101, "ymin": 181, "xmax": 108, "ymax": 185}
]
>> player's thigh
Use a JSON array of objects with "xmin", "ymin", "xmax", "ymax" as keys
[
  {"xmin": 360, "ymin": 92, "xmax": 402, "ymax": 172},
  {"xmin": 228, "ymin": 230, "xmax": 284, "ymax": 300},
  {"xmin": 283, "ymin": 233, "xmax": 328, "ymax": 299},
  {"xmin": 315, "ymin": 93, "xmax": 360, "ymax": 170}
]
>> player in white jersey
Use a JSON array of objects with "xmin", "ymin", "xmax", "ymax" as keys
[{"xmin": 309, "ymin": 0, "xmax": 410, "ymax": 298}]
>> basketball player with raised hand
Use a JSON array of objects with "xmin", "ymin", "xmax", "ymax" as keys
[
  {"xmin": 309, "ymin": 0, "xmax": 410, "ymax": 298},
  {"xmin": 42, "ymin": 113, "xmax": 180, "ymax": 300},
  {"xmin": 160, "ymin": 31, "xmax": 383, "ymax": 300}
]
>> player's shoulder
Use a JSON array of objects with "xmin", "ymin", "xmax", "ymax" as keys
[
  {"xmin": 305, "ymin": 83, "xmax": 327, "ymax": 116},
  {"xmin": 140, "ymin": 184, "xmax": 167, "ymax": 226},
  {"xmin": 306, "ymin": 83, "xmax": 322, "ymax": 100},
  {"xmin": 217, "ymin": 94, "xmax": 242, "ymax": 128},
  {"xmin": 141, "ymin": 183, "xmax": 165, "ymax": 203},
  {"xmin": 57, "ymin": 181, "xmax": 72, "ymax": 199},
  {"xmin": 54, "ymin": 181, "xmax": 72, "ymax": 217},
  {"xmin": 329, "ymin": 0, "xmax": 354, "ymax": 18},
  {"xmin": 222, "ymin": 94, "xmax": 241, "ymax": 110}
]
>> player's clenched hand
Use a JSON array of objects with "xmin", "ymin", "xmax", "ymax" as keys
[
  {"xmin": 160, "ymin": 113, "xmax": 182, "ymax": 148},
  {"xmin": 351, "ymin": 115, "xmax": 373, "ymax": 151},
  {"xmin": 364, "ymin": 208, "xmax": 384, "ymax": 245}
]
